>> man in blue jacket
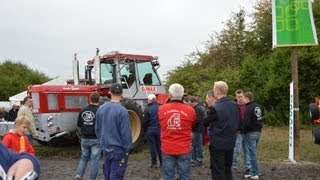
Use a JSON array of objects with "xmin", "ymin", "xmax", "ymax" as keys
[
  {"xmin": 0, "ymin": 142, "xmax": 41, "ymax": 179},
  {"xmin": 204, "ymin": 81, "xmax": 240, "ymax": 180},
  {"xmin": 95, "ymin": 83, "xmax": 132, "ymax": 180},
  {"xmin": 144, "ymin": 94, "xmax": 162, "ymax": 169}
]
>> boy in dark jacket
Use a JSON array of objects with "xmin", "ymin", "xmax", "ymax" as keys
[{"xmin": 243, "ymin": 92, "xmax": 262, "ymax": 179}]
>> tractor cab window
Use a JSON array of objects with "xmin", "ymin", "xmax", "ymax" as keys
[
  {"xmin": 101, "ymin": 61, "xmax": 116, "ymax": 84},
  {"xmin": 137, "ymin": 61, "xmax": 161, "ymax": 86},
  {"xmin": 47, "ymin": 93, "xmax": 59, "ymax": 110},
  {"xmin": 31, "ymin": 92, "xmax": 40, "ymax": 110},
  {"xmin": 65, "ymin": 95, "xmax": 88, "ymax": 109},
  {"xmin": 119, "ymin": 59, "xmax": 136, "ymax": 88}
]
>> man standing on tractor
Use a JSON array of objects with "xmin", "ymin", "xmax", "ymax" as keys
[
  {"xmin": 95, "ymin": 83, "xmax": 132, "ymax": 180},
  {"xmin": 75, "ymin": 92, "xmax": 101, "ymax": 180},
  {"xmin": 17, "ymin": 96, "xmax": 37, "ymax": 144},
  {"xmin": 158, "ymin": 83, "xmax": 196, "ymax": 180}
]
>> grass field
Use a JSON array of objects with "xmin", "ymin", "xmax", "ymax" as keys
[
  {"xmin": 35, "ymin": 127, "xmax": 320, "ymax": 163},
  {"xmin": 258, "ymin": 126, "xmax": 320, "ymax": 163}
]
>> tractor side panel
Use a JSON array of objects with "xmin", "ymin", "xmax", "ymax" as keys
[{"xmin": 35, "ymin": 112, "xmax": 79, "ymax": 142}]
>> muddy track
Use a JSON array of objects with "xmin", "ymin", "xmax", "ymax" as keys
[{"xmin": 39, "ymin": 157, "xmax": 320, "ymax": 180}]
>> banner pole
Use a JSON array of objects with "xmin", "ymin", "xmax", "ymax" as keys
[{"xmin": 291, "ymin": 47, "xmax": 300, "ymax": 161}]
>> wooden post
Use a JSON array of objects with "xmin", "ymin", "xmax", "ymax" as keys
[{"xmin": 291, "ymin": 47, "xmax": 300, "ymax": 161}]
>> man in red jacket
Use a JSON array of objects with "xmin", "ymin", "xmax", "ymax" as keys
[{"xmin": 158, "ymin": 83, "xmax": 196, "ymax": 180}]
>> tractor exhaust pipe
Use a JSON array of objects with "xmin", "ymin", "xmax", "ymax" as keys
[
  {"xmin": 73, "ymin": 53, "xmax": 80, "ymax": 85},
  {"xmin": 94, "ymin": 48, "xmax": 101, "ymax": 85}
]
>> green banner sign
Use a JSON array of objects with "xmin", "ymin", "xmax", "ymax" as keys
[{"xmin": 272, "ymin": 0, "xmax": 318, "ymax": 48}]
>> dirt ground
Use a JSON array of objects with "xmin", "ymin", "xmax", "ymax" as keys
[{"xmin": 39, "ymin": 156, "xmax": 320, "ymax": 180}]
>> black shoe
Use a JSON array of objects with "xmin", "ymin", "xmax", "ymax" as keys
[{"xmin": 150, "ymin": 164, "xmax": 157, "ymax": 169}]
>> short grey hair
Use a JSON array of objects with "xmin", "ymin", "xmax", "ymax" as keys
[{"xmin": 168, "ymin": 83, "xmax": 184, "ymax": 100}]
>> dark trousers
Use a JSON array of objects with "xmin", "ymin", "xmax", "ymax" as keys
[
  {"xmin": 146, "ymin": 130, "xmax": 162, "ymax": 166},
  {"xmin": 103, "ymin": 149, "xmax": 128, "ymax": 180},
  {"xmin": 210, "ymin": 147, "xmax": 233, "ymax": 180}
]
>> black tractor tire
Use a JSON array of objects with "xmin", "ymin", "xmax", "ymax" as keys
[
  {"xmin": 312, "ymin": 127, "xmax": 320, "ymax": 144},
  {"xmin": 309, "ymin": 103, "xmax": 319, "ymax": 121},
  {"xmin": 121, "ymin": 98, "xmax": 145, "ymax": 152}
]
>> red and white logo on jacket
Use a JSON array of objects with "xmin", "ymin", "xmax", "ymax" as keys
[{"xmin": 167, "ymin": 113, "xmax": 181, "ymax": 130}]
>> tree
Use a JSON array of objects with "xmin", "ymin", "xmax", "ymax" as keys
[
  {"xmin": 165, "ymin": 0, "xmax": 320, "ymax": 125},
  {"xmin": 0, "ymin": 60, "xmax": 50, "ymax": 100}
]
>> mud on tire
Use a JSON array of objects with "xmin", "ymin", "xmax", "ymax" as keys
[{"xmin": 121, "ymin": 98, "xmax": 145, "ymax": 152}]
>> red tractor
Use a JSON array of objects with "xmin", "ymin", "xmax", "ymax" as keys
[
  {"xmin": 309, "ymin": 98, "xmax": 320, "ymax": 144},
  {"xmin": 28, "ymin": 49, "xmax": 170, "ymax": 150}
]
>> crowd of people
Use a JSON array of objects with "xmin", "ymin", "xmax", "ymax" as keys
[
  {"xmin": 0, "ymin": 104, "xmax": 19, "ymax": 122},
  {"xmin": 0, "ymin": 80, "xmax": 263, "ymax": 180}
]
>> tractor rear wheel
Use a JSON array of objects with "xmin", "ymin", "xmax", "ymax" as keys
[
  {"xmin": 121, "ymin": 98, "xmax": 145, "ymax": 152},
  {"xmin": 312, "ymin": 127, "xmax": 320, "ymax": 144},
  {"xmin": 309, "ymin": 103, "xmax": 319, "ymax": 120}
]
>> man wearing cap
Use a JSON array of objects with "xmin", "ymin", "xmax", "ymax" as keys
[
  {"xmin": 144, "ymin": 94, "xmax": 162, "ymax": 169},
  {"xmin": 95, "ymin": 83, "xmax": 132, "ymax": 180}
]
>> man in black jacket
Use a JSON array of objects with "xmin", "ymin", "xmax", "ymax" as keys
[
  {"xmin": 243, "ymin": 92, "xmax": 262, "ymax": 180},
  {"xmin": 8, "ymin": 104, "xmax": 19, "ymax": 122},
  {"xmin": 75, "ymin": 92, "xmax": 101, "ymax": 180},
  {"xmin": 189, "ymin": 96, "xmax": 207, "ymax": 166},
  {"xmin": 204, "ymin": 81, "xmax": 240, "ymax": 180}
]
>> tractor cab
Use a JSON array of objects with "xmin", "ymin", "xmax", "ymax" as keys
[{"xmin": 84, "ymin": 51, "xmax": 167, "ymax": 109}]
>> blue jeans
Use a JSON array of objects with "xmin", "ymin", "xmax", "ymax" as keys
[
  {"xmin": 76, "ymin": 138, "xmax": 102, "ymax": 180},
  {"xmin": 243, "ymin": 132, "xmax": 261, "ymax": 176},
  {"xmin": 232, "ymin": 133, "xmax": 251, "ymax": 170},
  {"xmin": 191, "ymin": 132, "xmax": 203, "ymax": 162},
  {"xmin": 146, "ymin": 129, "xmax": 162, "ymax": 166},
  {"xmin": 162, "ymin": 152, "xmax": 191, "ymax": 180},
  {"xmin": 103, "ymin": 149, "xmax": 128, "ymax": 180}
]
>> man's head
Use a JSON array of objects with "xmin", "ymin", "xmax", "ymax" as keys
[
  {"xmin": 12, "ymin": 104, "xmax": 19, "ymax": 110},
  {"xmin": 243, "ymin": 92, "xmax": 254, "ymax": 104},
  {"xmin": 182, "ymin": 95, "xmax": 190, "ymax": 105},
  {"xmin": 213, "ymin": 81, "xmax": 228, "ymax": 99},
  {"xmin": 90, "ymin": 92, "xmax": 100, "ymax": 104},
  {"xmin": 14, "ymin": 116, "xmax": 30, "ymax": 136},
  {"xmin": 110, "ymin": 83, "xmax": 123, "ymax": 95},
  {"xmin": 168, "ymin": 83, "xmax": 184, "ymax": 101},
  {"xmin": 189, "ymin": 96, "xmax": 199, "ymax": 107},
  {"xmin": 147, "ymin": 94, "xmax": 156, "ymax": 103},
  {"xmin": 205, "ymin": 90, "xmax": 217, "ymax": 106},
  {"xmin": 22, "ymin": 96, "xmax": 33, "ymax": 108},
  {"xmin": 235, "ymin": 89, "xmax": 244, "ymax": 105}
]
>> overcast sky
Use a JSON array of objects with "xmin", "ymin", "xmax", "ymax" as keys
[{"xmin": 0, "ymin": 0, "xmax": 254, "ymax": 80}]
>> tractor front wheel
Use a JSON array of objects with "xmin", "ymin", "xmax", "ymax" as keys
[{"xmin": 121, "ymin": 98, "xmax": 145, "ymax": 152}]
